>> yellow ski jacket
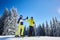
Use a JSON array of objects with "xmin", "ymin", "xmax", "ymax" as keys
[{"xmin": 26, "ymin": 19, "xmax": 35, "ymax": 27}]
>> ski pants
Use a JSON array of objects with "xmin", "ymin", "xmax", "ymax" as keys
[
  {"xmin": 28, "ymin": 26, "xmax": 35, "ymax": 36},
  {"xmin": 15, "ymin": 23, "xmax": 24, "ymax": 36}
]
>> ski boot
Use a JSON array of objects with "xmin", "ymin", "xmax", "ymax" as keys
[{"xmin": 15, "ymin": 35, "xmax": 19, "ymax": 37}]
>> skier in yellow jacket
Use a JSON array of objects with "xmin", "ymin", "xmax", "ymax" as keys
[
  {"xmin": 26, "ymin": 17, "xmax": 35, "ymax": 36},
  {"xmin": 15, "ymin": 15, "xmax": 24, "ymax": 37}
]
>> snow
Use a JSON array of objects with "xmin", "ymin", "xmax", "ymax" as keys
[{"xmin": 0, "ymin": 35, "xmax": 60, "ymax": 40}]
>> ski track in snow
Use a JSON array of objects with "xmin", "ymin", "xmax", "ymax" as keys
[{"xmin": 0, "ymin": 35, "xmax": 60, "ymax": 40}]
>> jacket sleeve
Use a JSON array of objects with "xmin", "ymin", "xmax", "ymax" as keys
[
  {"xmin": 33, "ymin": 21, "xmax": 35, "ymax": 24},
  {"xmin": 17, "ymin": 18, "xmax": 20, "ymax": 23},
  {"xmin": 26, "ymin": 19, "xmax": 30, "ymax": 23},
  {"xmin": 33, "ymin": 20, "xmax": 35, "ymax": 24}
]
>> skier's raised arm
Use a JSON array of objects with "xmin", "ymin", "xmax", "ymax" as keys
[{"xmin": 17, "ymin": 17, "xmax": 20, "ymax": 23}]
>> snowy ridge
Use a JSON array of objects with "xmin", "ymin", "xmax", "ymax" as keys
[{"xmin": 0, "ymin": 35, "xmax": 60, "ymax": 40}]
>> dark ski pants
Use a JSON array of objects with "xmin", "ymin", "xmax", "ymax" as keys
[{"xmin": 28, "ymin": 26, "xmax": 35, "ymax": 36}]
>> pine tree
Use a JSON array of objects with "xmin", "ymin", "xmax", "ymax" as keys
[
  {"xmin": 54, "ymin": 17, "xmax": 60, "ymax": 36},
  {"xmin": 32, "ymin": 24, "xmax": 35, "ymax": 36},
  {"xmin": 41, "ymin": 23, "xmax": 45, "ymax": 36},
  {"xmin": 0, "ymin": 17, "xmax": 3, "ymax": 35},
  {"xmin": 56, "ymin": 22, "xmax": 60, "ymax": 36},
  {"xmin": 34, "ymin": 24, "xmax": 36, "ymax": 36},
  {"xmin": 58, "ymin": 22, "xmax": 60, "ymax": 36},
  {"xmin": 0, "ymin": 8, "xmax": 8, "ymax": 35},
  {"xmin": 45, "ymin": 21, "xmax": 50, "ymax": 36},
  {"xmin": 24, "ymin": 26, "xmax": 27, "ymax": 36},
  {"xmin": 3, "ymin": 7, "xmax": 18, "ymax": 35},
  {"xmin": 37, "ymin": 24, "xmax": 42, "ymax": 36},
  {"xmin": 27, "ymin": 27, "xmax": 29, "ymax": 36},
  {"xmin": 55, "ymin": 17, "xmax": 58, "ymax": 23},
  {"xmin": 1, "ymin": 8, "xmax": 8, "ymax": 20},
  {"xmin": 52, "ymin": 17, "xmax": 57, "ymax": 36},
  {"xmin": 50, "ymin": 20, "xmax": 53, "ymax": 36}
]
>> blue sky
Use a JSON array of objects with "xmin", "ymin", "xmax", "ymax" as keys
[{"xmin": 0, "ymin": 0, "xmax": 60, "ymax": 26}]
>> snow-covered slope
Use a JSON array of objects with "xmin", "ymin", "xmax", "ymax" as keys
[{"xmin": 0, "ymin": 35, "xmax": 60, "ymax": 40}]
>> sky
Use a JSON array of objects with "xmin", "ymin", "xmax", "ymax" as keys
[{"xmin": 0, "ymin": 0, "xmax": 60, "ymax": 26}]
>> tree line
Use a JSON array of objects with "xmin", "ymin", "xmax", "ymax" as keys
[{"xmin": 0, "ymin": 7, "xmax": 60, "ymax": 37}]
